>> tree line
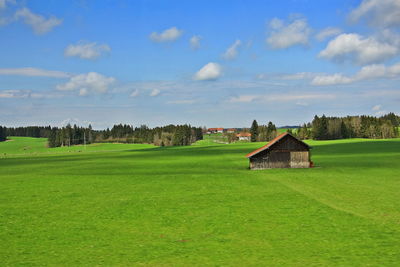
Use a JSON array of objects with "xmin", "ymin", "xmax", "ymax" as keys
[
  {"xmin": 293, "ymin": 113, "xmax": 399, "ymax": 140},
  {"xmin": 1, "ymin": 112, "xmax": 398, "ymax": 144},
  {"xmin": 249, "ymin": 120, "xmax": 278, "ymax": 142},
  {"xmin": 94, "ymin": 124, "xmax": 203, "ymax": 146}
]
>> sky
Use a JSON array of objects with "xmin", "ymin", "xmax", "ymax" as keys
[{"xmin": 0, "ymin": 0, "xmax": 399, "ymax": 129}]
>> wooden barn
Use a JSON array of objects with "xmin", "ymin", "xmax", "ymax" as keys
[{"xmin": 246, "ymin": 132, "xmax": 312, "ymax": 170}]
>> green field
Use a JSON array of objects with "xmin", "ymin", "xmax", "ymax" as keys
[{"xmin": 1, "ymin": 137, "xmax": 400, "ymax": 265}]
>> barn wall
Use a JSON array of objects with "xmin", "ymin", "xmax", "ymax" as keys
[
  {"xmin": 248, "ymin": 134, "xmax": 311, "ymax": 170},
  {"xmin": 250, "ymin": 151, "xmax": 291, "ymax": 169},
  {"xmin": 290, "ymin": 151, "xmax": 310, "ymax": 168},
  {"xmin": 273, "ymin": 135, "xmax": 309, "ymax": 151}
]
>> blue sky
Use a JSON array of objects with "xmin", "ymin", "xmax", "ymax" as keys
[{"xmin": 0, "ymin": 0, "xmax": 399, "ymax": 129}]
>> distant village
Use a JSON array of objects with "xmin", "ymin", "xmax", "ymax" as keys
[{"xmin": 206, "ymin": 128, "xmax": 252, "ymax": 141}]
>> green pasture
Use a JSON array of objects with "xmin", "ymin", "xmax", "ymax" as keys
[
  {"xmin": 0, "ymin": 137, "xmax": 154, "ymax": 157},
  {"xmin": 1, "ymin": 136, "xmax": 400, "ymax": 265}
]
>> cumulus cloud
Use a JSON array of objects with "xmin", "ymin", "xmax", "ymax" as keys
[
  {"xmin": 64, "ymin": 41, "xmax": 111, "ymax": 60},
  {"xmin": 150, "ymin": 89, "xmax": 160, "ymax": 97},
  {"xmin": 319, "ymin": 33, "xmax": 399, "ymax": 65},
  {"xmin": 0, "ymin": 67, "xmax": 70, "ymax": 78},
  {"xmin": 149, "ymin": 27, "xmax": 183, "ymax": 42},
  {"xmin": 349, "ymin": 0, "xmax": 400, "ymax": 28},
  {"xmin": 190, "ymin": 35, "xmax": 201, "ymax": 50},
  {"xmin": 311, "ymin": 62, "xmax": 400, "ymax": 85},
  {"xmin": 56, "ymin": 72, "xmax": 115, "ymax": 95},
  {"xmin": 315, "ymin": 27, "xmax": 342, "ymax": 41},
  {"xmin": 222, "ymin": 39, "xmax": 241, "ymax": 60},
  {"xmin": 15, "ymin": 7, "xmax": 62, "ymax": 35},
  {"xmin": 266, "ymin": 18, "xmax": 311, "ymax": 49},
  {"xmin": 193, "ymin": 62, "xmax": 222, "ymax": 81},
  {"xmin": 130, "ymin": 89, "xmax": 139, "ymax": 97}
]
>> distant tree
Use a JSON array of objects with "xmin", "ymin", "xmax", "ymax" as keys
[
  {"xmin": 297, "ymin": 124, "xmax": 310, "ymax": 140},
  {"xmin": 250, "ymin": 120, "xmax": 259, "ymax": 142},
  {"xmin": 47, "ymin": 128, "xmax": 57, "ymax": 148},
  {"xmin": 381, "ymin": 112, "xmax": 399, "ymax": 127},
  {"xmin": 340, "ymin": 121, "xmax": 348, "ymax": 139},
  {"xmin": 267, "ymin": 121, "xmax": 277, "ymax": 140},
  {"xmin": 224, "ymin": 132, "xmax": 237, "ymax": 143},
  {"xmin": 0, "ymin": 126, "xmax": 7, "ymax": 141}
]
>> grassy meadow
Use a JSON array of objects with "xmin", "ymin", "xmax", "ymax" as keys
[{"xmin": 1, "ymin": 136, "xmax": 400, "ymax": 265}]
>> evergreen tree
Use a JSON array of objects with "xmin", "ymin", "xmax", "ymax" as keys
[
  {"xmin": 48, "ymin": 128, "xmax": 57, "ymax": 148},
  {"xmin": 320, "ymin": 115, "xmax": 329, "ymax": 139},
  {"xmin": 266, "ymin": 121, "xmax": 277, "ymax": 140},
  {"xmin": 340, "ymin": 121, "xmax": 348, "ymax": 139},
  {"xmin": 311, "ymin": 115, "xmax": 321, "ymax": 139},
  {"xmin": 0, "ymin": 126, "xmax": 7, "ymax": 141},
  {"xmin": 250, "ymin": 120, "xmax": 259, "ymax": 142}
]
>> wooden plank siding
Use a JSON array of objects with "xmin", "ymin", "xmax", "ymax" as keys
[{"xmin": 247, "ymin": 133, "xmax": 311, "ymax": 170}]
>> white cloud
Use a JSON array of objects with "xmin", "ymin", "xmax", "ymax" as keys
[
  {"xmin": 266, "ymin": 18, "xmax": 311, "ymax": 49},
  {"xmin": 150, "ymin": 89, "xmax": 160, "ymax": 97},
  {"xmin": 371, "ymin": 104, "xmax": 388, "ymax": 116},
  {"xmin": 167, "ymin": 99, "xmax": 196, "ymax": 104},
  {"xmin": 193, "ymin": 62, "xmax": 222, "ymax": 81},
  {"xmin": 228, "ymin": 95, "xmax": 258, "ymax": 103},
  {"xmin": 15, "ymin": 7, "xmax": 62, "ymax": 35},
  {"xmin": 319, "ymin": 33, "xmax": 399, "ymax": 65},
  {"xmin": 65, "ymin": 41, "xmax": 111, "ymax": 60},
  {"xmin": 311, "ymin": 62, "xmax": 400, "ymax": 86},
  {"xmin": 149, "ymin": 27, "xmax": 183, "ymax": 42},
  {"xmin": 315, "ymin": 27, "xmax": 342, "ymax": 41},
  {"xmin": 0, "ymin": 89, "xmax": 29, "ymax": 98},
  {"xmin": 0, "ymin": 0, "xmax": 15, "ymax": 9},
  {"xmin": 279, "ymin": 72, "xmax": 319, "ymax": 80},
  {"xmin": 56, "ymin": 72, "xmax": 115, "ymax": 95},
  {"xmin": 269, "ymin": 18, "xmax": 284, "ymax": 30},
  {"xmin": 256, "ymin": 72, "xmax": 320, "ymax": 81},
  {"xmin": 311, "ymin": 74, "xmax": 353, "ymax": 86},
  {"xmin": 0, "ymin": 67, "xmax": 70, "ymax": 78},
  {"xmin": 130, "ymin": 89, "xmax": 139, "ymax": 97},
  {"xmin": 222, "ymin": 39, "xmax": 241, "ymax": 60},
  {"xmin": 228, "ymin": 93, "xmax": 335, "ymax": 103},
  {"xmin": 372, "ymin": 104, "xmax": 381, "ymax": 111},
  {"xmin": 190, "ymin": 35, "xmax": 201, "ymax": 50},
  {"xmin": 349, "ymin": 0, "xmax": 400, "ymax": 28}
]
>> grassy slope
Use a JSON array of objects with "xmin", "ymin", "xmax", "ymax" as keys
[
  {"xmin": 0, "ymin": 136, "xmax": 154, "ymax": 156},
  {"xmin": 0, "ymin": 137, "xmax": 399, "ymax": 265}
]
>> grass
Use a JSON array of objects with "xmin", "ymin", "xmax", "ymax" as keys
[
  {"xmin": 1, "ymin": 136, "xmax": 400, "ymax": 265},
  {"xmin": 0, "ymin": 136, "xmax": 154, "ymax": 157}
]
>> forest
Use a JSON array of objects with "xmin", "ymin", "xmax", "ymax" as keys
[
  {"xmin": 1, "ymin": 124, "xmax": 203, "ymax": 148},
  {"xmin": 298, "ymin": 113, "xmax": 399, "ymax": 140},
  {"xmin": 1, "ymin": 112, "xmax": 398, "ymax": 146},
  {"xmin": 245, "ymin": 113, "xmax": 399, "ymax": 142}
]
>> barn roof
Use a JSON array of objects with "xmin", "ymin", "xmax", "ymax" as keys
[{"xmin": 245, "ymin": 132, "xmax": 310, "ymax": 158}]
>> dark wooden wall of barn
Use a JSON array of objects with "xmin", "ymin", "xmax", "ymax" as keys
[
  {"xmin": 272, "ymin": 135, "xmax": 309, "ymax": 151},
  {"xmin": 249, "ymin": 135, "xmax": 310, "ymax": 169}
]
